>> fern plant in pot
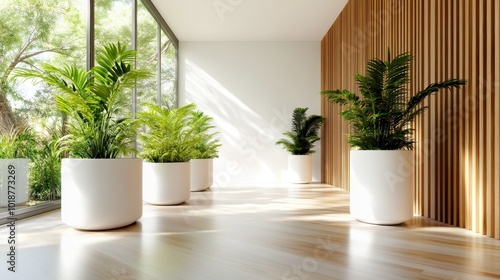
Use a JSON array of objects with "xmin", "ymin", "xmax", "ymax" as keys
[
  {"xmin": 16, "ymin": 43, "xmax": 151, "ymax": 230},
  {"xmin": 276, "ymin": 107, "xmax": 324, "ymax": 183},
  {"xmin": 189, "ymin": 110, "xmax": 221, "ymax": 192},
  {"xmin": 321, "ymin": 50, "xmax": 465, "ymax": 225},
  {"xmin": 138, "ymin": 103, "xmax": 199, "ymax": 205}
]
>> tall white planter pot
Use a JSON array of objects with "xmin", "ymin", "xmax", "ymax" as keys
[
  {"xmin": 190, "ymin": 159, "xmax": 213, "ymax": 192},
  {"xmin": 350, "ymin": 150, "xmax": 414, "ymax": 225},
  {"xmin": 288, "ymin": 154, "xmax": 312, "ymax": 184},
  {"xmin": 61, "ymin": 158, "xmax": 143, "ymax": 230},
  {"xmin": 0, "ymin": 159, "xmax": 29, "ymax": 207},
  {"xmin": 143, "ymin": 162, "xmax": 190, "ymax": 205}
]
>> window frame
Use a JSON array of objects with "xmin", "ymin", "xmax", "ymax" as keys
[{"xmin": 0, "ymin": 0, "xmax": 179, "ymax": 225}]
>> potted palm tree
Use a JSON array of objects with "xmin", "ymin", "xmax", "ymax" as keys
[
  {"xmin": 276, "ymin": 107, "xmax": 324, "ymax": 183},
  {"xmin": 16, "ymin": 42, "xmax": 151, "ymax": 230},
  {"xmin": 138, "ymin": 103, "xmax": 199, "ymax": 205},
  {"xmin": 189, "ymin": 110, "xmax": 221, "ymax": 192},
  {"xmin": 321, "ymin": 50, "xmax": 465, "ymax": 225}
]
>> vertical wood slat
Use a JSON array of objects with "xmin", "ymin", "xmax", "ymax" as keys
[
  {"xmin": 485, "ymin": 0, "xmax": 493, "ymax": 237},
  {"xmin": 480, "ymin": 0, "xmax": 488, "ymax": 236},
  {"xmin": 458, "ymin": 0, "xmax": 466, "ymax": 230},
  {"xmin": 452, "ymin": 0, "xmax": 460, "ymax": 227},
  {"xmin": 450, "ymin": 0, "xmax": 458, "ymax": 226},
  {"xmin": 470, "ymin": 0, "xmax": 477, "ymax": 232},
  {"xmin": 429, "ymin": 0, "xmax": 436, "ymax": 221},
  {"xmin": 415, "ymin": 0, "xmax": 423, "ymax": 217},
  {"xmin": 443, "ymin": 0, "xmax": 451, "ymax": 224},
  {"xmin": 321, "ymin": 0, "xmax": 500, "ymax": 240},
  {"xmin": 495, "ymin": 0, "xmax": 500, "ymax": 240},
  {"xmin": 322, "ymin": 28, "xmax": 329, "ymax": 184}
]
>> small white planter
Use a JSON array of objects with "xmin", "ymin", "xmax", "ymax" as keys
[
  {"xmin": 190, "ymin": 158, "xmax": 213, "ymax": 192},
  {"xmin": 143, "ymin": 161, "xmax": 190, "ymax": 205},
  {"xmin": 61, "ymin": 158, "xmax": 143, "ymax": 230},
  {"xmin": 350, "ymin": 150, "xmax": 414, "ymax": 225},
  {"xmin": 0, "ymin": 159, "xmax": 29, "ymax": 207},
  {"xmin": 288, "ymin": 154, "xmax": 312, "ymax": 184}
]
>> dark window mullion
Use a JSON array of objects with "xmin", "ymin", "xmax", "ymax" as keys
[
  {"xmin": 87, "ymin": 0, "xmax": 95, "ymax": 71},
  {"xmin": 132, "ymin": 0, "xmax": 138, "ymax": 153},
  {"xmin": 157, "ymin": 23, "xmax": 162, "ymax": 107},
  {"xmin": 140, "ymin": 0, "xmax": 178, "ymax": 49},
  {"xmin": 132, "ymin": 0, "xmax": 138, "ymax": 113}
]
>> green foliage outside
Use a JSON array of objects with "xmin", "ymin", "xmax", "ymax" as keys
[
  {"xmin": 321, "ymin": 50, "xmax": 466, "ymax": 150},
  {"xmin": 29, "ymin": 131, "xmax": 61, "ymax": 201},
  {"xmin": 0, "ymin": 0, "xmax": 86, "ymax": 130},
  {"xmin": 276, "ymin": 107, "xmax": 325, "ymax": 155},
  {"xmin": 0, "ymin": 126, "xmax": 37, "ymax": 159},
  {"xmin": 0, "ymin": 125, "xmax": 61, "ymax": 200}
]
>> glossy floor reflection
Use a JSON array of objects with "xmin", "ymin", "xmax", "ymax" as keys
[{"xmin": 1, "ymin": 184, "xmax": 499, "ymax": 280}]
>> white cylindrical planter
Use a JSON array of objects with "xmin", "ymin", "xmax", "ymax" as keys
[
  {"xmin": 190, "ymin": 158, "xmax": 213, "ymax": 192},
  {"xmin": 143, "ymin": 162, "xmax": 190, "ymax": 205},
  {"xmin": 61, "ymin": 158, "xmax": 143, "ymax": 230},
  {"xmin": 350, "ymin": 150, "xmax": 414, "ymax": 225},
  {"xmin": 288, "ymin": 154, "xmax": 312, "ymax": 184},
  {"xmin": 0, "ymin": 159, "xmax": 29, "ymax": 207}
]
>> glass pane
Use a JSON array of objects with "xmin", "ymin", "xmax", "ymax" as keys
[
  {"xmin": 136, "ymin": 0, "xmax": 159, "ymax": 111},
  {"xmin": 95, "ymin": 0, "xmax": 133, "ymax": 51},
  {"xmin": 0, "ymin": 0, "xmax": 86, "ymax": 219},
  {"xmin": 161, "ymin": 31, "xmax": 177, "ymax": 110},
  {"xmin": 1, "ymin": 0, "xmax": 178, "ymax": 223},
  {"xmin": 95, "ymin": 0, "xmax": 133, "ymax": 117}
]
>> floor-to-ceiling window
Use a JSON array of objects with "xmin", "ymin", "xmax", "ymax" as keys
[
  {"xmin": 0, "ymin": 0, "xmax": 178, "ymax": 224},
  {"xmin": 136, "ymin": 0, "xmax": 178, "ymax": 110}
]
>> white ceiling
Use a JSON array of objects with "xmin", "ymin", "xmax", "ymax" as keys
[{"xmin": 150, "ymin": 0, "xmax": 349, "ymax": 42}]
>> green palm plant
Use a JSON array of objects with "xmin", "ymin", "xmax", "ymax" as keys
[
  {"xmin": 321, "ymin": 50, "xmax": 466, "ymax": 150},
  {"xmin": 138, "ymin": 103, "xmax": 199, "ymax": 163},
  {"xmin": 189, "ymin": 110, "xmax": 221, "ymax": 159},
  {"xmin": 276, "ymin": 107, "xmax": 325, "ymax": 155},
  {"xmin": 14, "ymin": 42, "xmax": 151, "ymax": 158}
]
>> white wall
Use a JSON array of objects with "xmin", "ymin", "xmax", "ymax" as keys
[{"xmin": 179, "ymin": 41, "xmax": 321, "ymax": 186}]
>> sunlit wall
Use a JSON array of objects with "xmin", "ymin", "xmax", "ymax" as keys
[{"xmin": 179, "ymin": 42, "xmax": 322, "ymax": 185}]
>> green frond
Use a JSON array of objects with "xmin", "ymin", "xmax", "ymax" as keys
[
  {"xmin": 405, "ymin": 79, "xmax": 466, "ymax": 117},
  {"xmin": 321, "ymin": 49, "xmax": 466, "ymax": 150},
  {"xmin": 321, "ymin": 89, "xmax": 359, "ymax": 106},
  {"xmin": 188, "ymin": 109, "xmax": 221, "ymax": 159},
  {"xmin": 276, "ymin": 107, "xmax": 325, "ymax": 155},
  {"xmin": 138, "ymin": 103, "xmax": 220, "ymax": 162},
  {"xmin": 14, "ymin": 42, "xmax": 151, "ymax": 158}
]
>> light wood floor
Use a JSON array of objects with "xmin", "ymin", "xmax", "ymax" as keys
[{"xmin": 1, "ymin": 184, "xmax": 500, "ymax": 280}]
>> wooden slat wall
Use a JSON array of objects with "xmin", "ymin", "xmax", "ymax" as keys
[{"xmin": 321, "ymin": 0, "xmax": 500, "ymax": 239}]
